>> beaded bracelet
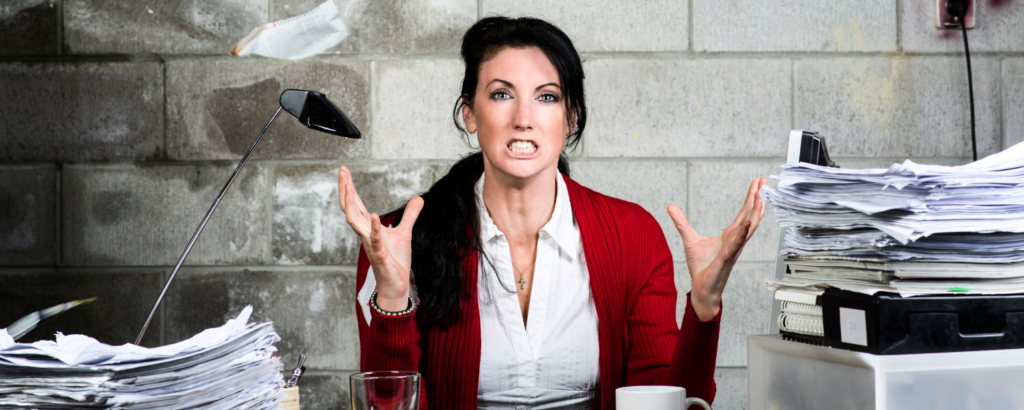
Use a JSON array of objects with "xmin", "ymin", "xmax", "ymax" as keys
[{"xmin": 369, "ymin": 288, "xmax": 416, "ymax": 317}]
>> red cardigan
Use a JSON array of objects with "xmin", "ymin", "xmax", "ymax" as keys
[{"xmin": 355, "ymin": 175, "xmax": 720, "ymax": 409}]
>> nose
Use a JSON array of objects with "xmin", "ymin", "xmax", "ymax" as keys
[{"xmin": 512, "ymin": 97, "xmax": 532, "ymax": 131}]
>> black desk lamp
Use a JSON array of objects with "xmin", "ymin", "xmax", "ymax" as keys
[{"xmin": 134, "ymin": 89, "xmax": 361, "ymax": 345}]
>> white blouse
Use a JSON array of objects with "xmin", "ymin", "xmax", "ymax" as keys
[
  {"xmin": 475, "ymin": 173, "xmax": 600, "ymax": 409},
  {"xmin": 356, "ymin": 173, "xmax": 601, "ymax": 409}
]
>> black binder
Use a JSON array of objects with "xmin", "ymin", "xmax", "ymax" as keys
[{"xmin": 821, "ymin": 288, "xmax": 1024, "ymax": 355}]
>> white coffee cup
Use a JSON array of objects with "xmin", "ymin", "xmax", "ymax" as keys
[{"xmin": 615, "ymin": 386, "xmax": 711, "ymax": 410}]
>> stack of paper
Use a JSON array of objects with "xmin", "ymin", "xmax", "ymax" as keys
[
  {"xmin": 0, "ymin": 306, "xmax": 283, "ymax": 409},
  {"xmin": 762, "ymin": 141, "xmax": 1024, "ymax": 296}
]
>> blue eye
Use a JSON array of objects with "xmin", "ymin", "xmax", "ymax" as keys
[
  {"xmin": 539, "ymin": 93, "xmax": 560, "ymax": 103},
  {"xmin": 490, "ymin": 90, "xmax": 511, "ymax": 100}
]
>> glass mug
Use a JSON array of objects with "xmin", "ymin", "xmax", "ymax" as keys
[
  {"xmin": 616, "ymin": 386, "xmax": 711, "ymax": 410},
  {"xmin": 350, "ymin": 371, "xmax": 420, "ymax": 410}
]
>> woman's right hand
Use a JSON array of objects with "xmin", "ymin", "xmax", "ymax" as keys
[{"xmin": 338, "ymin": 166, "xmax": 424, "ymax": 312}]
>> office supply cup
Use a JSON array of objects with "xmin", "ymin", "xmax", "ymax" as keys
[
  {"xmin": 616, "ymin": 386, "xmax": 711, "ymax": 410},
  {"xmin": 350, "ymin": 371, "xmax": 420, "ymax": 410}
]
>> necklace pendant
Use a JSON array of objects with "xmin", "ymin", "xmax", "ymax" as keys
[{"xmin": 517, "ymin": 276, "xmax": 527, "ymax": 290}]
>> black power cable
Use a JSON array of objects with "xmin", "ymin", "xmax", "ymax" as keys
[
  {"xmin": 946, "ymin": 0, "xmax": 978, "ymax": 161},
  {"xmin": 961, "ymin": 23, "xmax": 978, "ymax": 162}
]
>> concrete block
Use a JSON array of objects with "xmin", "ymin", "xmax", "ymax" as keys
[
  {"xmin": 373, "ymin": 59, "xmax": 474, "ymax": 159},
  {"xmin": 570, "ymin": 160, "xmax": 688, "ymax": 262},
  {"xmin": 718, "ymin": 262, "xmax": 773, "ymax": 367},
  {"xmin": 0, "ymin": 268, "xmax": 166, "ymax": 347},
  {"xmin": 274, "ymin": 0, "xmax": 477, "ymax": 54},
  {"xmin": 0, "ymin": 61, "xmax": 163, "ymax": 161},
  {"xmin": 675, "ymin": 262, "xmax": 773, "ymax": 367},
  {"xmin": 796, "ymin": 56, "xmax": 1002, "ymax": 158},
  {"xmin": 273, "ymin": 161, "xmax": 447, "ymax": 265},
  {"xmin": 62, "ymin": 164, "xmax": 271, "ymax": 266},
  {"xmin": 713, "ymin": 367, "xmax": 748, "ymax": 410},
  {"xmin": 689, "ymin": 160, "xmax": 781, "ymax": 263},
  {"xmin": 694, "ymin": 0, "xmax": 896, "ymax": 52},
  {"xmin": 290, "ymin": 372, "xmax": 355, "ymax": 410},
  {"xmin": 0, "ymin": 165, "xmax": 56, "ymax": 265},
  {"xmin": 166, "ymin": 58, "xmax": 370, "ymax": 160},
  {"xmin": 0, "ymin": 0, "xmax": 59, "ymax": 56},
  {"xmin": 1006, "ymin": 59, "xmax": 1024, "ymax": 149},
  {"xmin": 64, "ymin": 0, "xmax": 267, "ymax": 54},
  {"xmin": 481, "ymin": 0, "xmax": 687, "ymax": 52},
  {"xmin": 584, "ymin": 58, "xmax": 791, "ymax": 158},
  {"xmin": 163, "ymin": 267, "xmax": 360, "ymax": 370},
  {"xmin": 675, "ymin": 263, "xmax": 691, "ymax": 326},
  {"xmin": 902, "ymin": 0, "xmax": 1024, "ymax": 52}
]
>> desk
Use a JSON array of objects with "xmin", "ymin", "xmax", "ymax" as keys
[{"xmin": 747, "ymin": 334, "xmax": 1024, "ymax": 410}]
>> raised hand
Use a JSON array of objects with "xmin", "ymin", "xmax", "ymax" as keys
[
  {"xmin": 667, "ymin": 177, "xmax": 767, "ymax": 321},
  {"xmin": 338, "ymin": 166, "xmax": 424, "ymax": 311}
]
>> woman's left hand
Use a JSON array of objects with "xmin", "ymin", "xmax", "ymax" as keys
[{"xmin": 667, "ymin": 177, "xmax": 767, "ymax": 321}]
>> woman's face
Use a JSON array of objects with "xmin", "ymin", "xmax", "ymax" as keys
[{"xmin": 463, "ymin": 46, "xmax": 570, "ymax": 183}]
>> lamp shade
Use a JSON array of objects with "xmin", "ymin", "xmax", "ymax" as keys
[{"xmin": 279, "ymin": 89, "xmax": 361, "ymax": 138}]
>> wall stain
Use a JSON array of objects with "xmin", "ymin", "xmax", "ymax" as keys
[
  {"xmin": 0, "ymin": 186, "xmax": 27, "ymax": 234},
  {"xmin": 829, "ymin": 19, "xmax": 868, "ymax": 52},
  {"xmin": 90, "ymin": 191, "xmax": 130, "ymax": 226},
  {"xmin": 361, "ymin": 1, "xmax": 410, "ymax": 53},
  {"xmin": 0, "ymin": 1, "xmax": 58, "ymax": 56},
  {"xmin": 849, "ymin": 20, "xmax": 868, "ymax": 52},
  {"xmin": 205, "ymin": 78, "xmax": 283, "ymax": 156},
  {"xmin": 199, "ymin": 61, "xmax": 369, "ymax": 159},
  {"xmin": 839, "ymin": 58, "xmax": 908, "ymax": 134},
  {"xmin": 165, "ymin": 276, "xmax": 231, "ymax": 343},
  {"xmin": 359, "ymin": 0, "xmax": 461, "ymax": 53}
]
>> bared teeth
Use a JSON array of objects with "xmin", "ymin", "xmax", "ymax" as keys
[{"xmin": 508, "ymin": 140, "xmax": 537, "ymax": 154}]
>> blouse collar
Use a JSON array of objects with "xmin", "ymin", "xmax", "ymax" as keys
[{"xmin": 474, "ymin": 172, "xmax": 580, "ymax": 260}]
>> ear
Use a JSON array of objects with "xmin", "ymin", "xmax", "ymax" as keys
[
  {"xmin": 565, "ymin": 110, "xmax": 577, "ymax": 137},
  {"xmin": 462, "ymin": 100, "xmax": 477, "ymax": 134}
]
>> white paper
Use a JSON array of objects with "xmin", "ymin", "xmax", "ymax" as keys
[
  {"xmin": 231, "ymin": 0, "xmax": 348, "ymax": 60},
  {"xmin": 839, "ymin": 307, "xmax": 868, "ymax": 346},
  {"xmin": 0, "ymin": 306, "xmax": 284, "ymax": 410},
  {"xmin": 761, "ymin": 141, "xmax": 1024, "ymax": 297},
  {"xmin": 1, "ymin": 306, "xmax": 253, "ymax": 367},
  {"xmin": 0, "ymin": 329, "xmax": 13, "ymax": 350}
]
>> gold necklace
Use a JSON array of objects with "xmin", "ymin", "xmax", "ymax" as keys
[{"xmin": 511, "ymin": 259, "xmax": 536, "ymax": 290}]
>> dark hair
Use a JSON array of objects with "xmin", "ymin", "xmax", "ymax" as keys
[{"xmin": 395, "ymin": 17, "xmax": 587, "ymax": 328}]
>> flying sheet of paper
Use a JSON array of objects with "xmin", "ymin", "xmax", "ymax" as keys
[{"xmin": 230, "ymin": 0, "xmax": 348, "ymax": 60}]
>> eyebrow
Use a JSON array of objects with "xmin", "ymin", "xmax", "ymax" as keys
[{"xmin": 488, "ymin": 79, "xmax": 562, "ymax": 92}]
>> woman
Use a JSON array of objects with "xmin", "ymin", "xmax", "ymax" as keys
[{"xmin": 340, "ymin": 17, "xmax": 766, "ymax": 409}]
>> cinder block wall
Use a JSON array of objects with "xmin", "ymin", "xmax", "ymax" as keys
[{"xmin": 2, "ymin": 1, "xmax": 1022, "ymax": 408}]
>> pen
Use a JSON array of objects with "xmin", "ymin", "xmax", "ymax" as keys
[
  {"xmin": 285, "ymin": 355, "xmax": 306, "ymax": 388},
  {"xmin": 293, "ymin": 366, "xmax": 306, "ymax": 387}
]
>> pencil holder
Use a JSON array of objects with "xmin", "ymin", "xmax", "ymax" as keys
[{"xmin": 279, "ymin": 386, "xmax": 300, "ymax": 410}]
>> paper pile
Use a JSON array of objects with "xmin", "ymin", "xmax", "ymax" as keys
[
  {"xmin": 0, "ymin": 306, "xmax": 283, "ymax": 409},
  {"xmin": 762, "ymin": 141, "xmax": 1024, "ymax": 296}
]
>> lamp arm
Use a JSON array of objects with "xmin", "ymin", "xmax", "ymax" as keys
[{"xmin": 134, "ymin": 106, "xmax": 284, "ymax": 345}]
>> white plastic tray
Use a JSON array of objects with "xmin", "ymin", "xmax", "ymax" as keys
[{"xmin": 747, "ymin": 334, "xmax": 1024, "ymax": 410}]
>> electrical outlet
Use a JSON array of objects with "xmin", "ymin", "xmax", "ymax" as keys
[{"xmin": 936, "ymin": 0, "xmax": 975, "ymax": 28}]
